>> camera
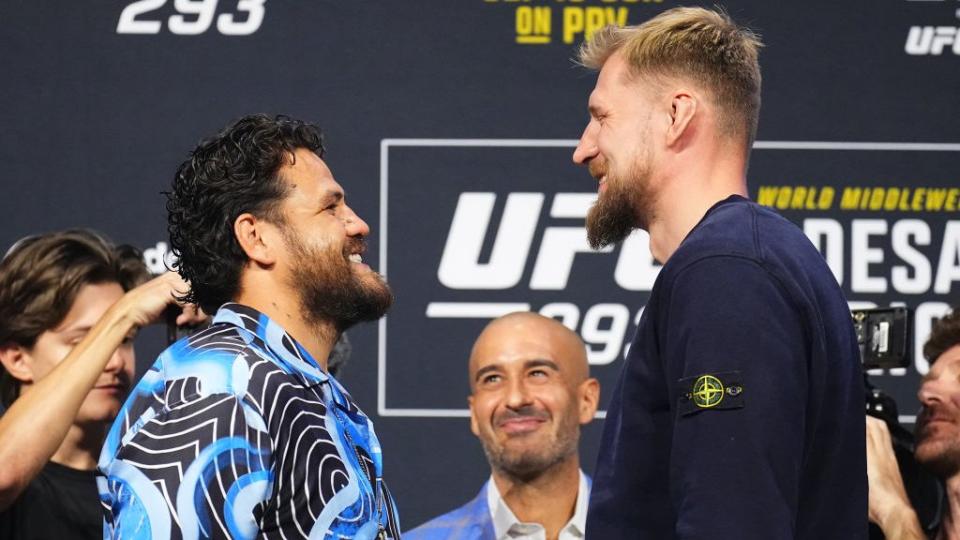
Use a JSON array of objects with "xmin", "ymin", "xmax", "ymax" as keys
[
  {"xmin": 854, "ymin": 307, "xmax": 911, "ymax": 372},
  {"xmin": 855, "ymin": 307, "xmax": 943, "ymax": 537}
]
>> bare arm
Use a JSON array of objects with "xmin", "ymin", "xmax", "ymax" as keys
[
  {"xmin": 0, "ymin": 272, "xmax": 201, "ymax": 509},
  {"xmin": 867, "ymin": 415, "xmax": 926, "ymax": 540}
]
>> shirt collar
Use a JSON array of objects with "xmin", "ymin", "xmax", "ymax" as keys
[
  {"xmin": 486, "ymin": 470, "xmax": 589, "ymax": 539},
  {"xmin": 211, "ymin": 303, "xmax": 329, "ymax": 387}
]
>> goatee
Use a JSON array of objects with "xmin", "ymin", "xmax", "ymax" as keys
[
  {"xmin": 285, "ymin": 231, "xmax": 394, "ymax": 332},
  {"xmin": 585, "ymin": 158, "xmax": 654, "ymax": 249},
  {"xmin": 480, "ymin": 405, "xmax": 580, "ymax": 481}
]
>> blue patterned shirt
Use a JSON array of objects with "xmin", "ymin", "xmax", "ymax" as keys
[{"xmin": 97, "ymin": 303, "xmax": 401, "ymax": 539}]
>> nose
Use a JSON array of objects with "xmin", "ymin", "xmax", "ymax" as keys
[
  {"xmin": 918, "ymin": 376, "xmax": 943, "ymax": 406},
  {"xmin": 103, "ymin": 345, "xmax": 130, "ymax": 375},
  {"xmin": 572, "ymin": 121, "xmax": 599, "ymax": 165},
  {"xmin": 504, "ymin": 378, "xmax": 533, "ymax": 410},
  {"xmin": 342, "ymin": 206, "xmax": 370, "ymax": 237}
]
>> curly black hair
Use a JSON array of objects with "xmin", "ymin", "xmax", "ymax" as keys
[
  {"xmin": 166, "ymin": 114, "xmax": 324, "ymax": 314},
  {"xmin": 924, "ymin": 307, "xmax": 960, "ymax": 364}
]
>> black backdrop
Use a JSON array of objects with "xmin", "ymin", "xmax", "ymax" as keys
[{"xmin": 1, "ymin": 0, "xmax": 958, "ymax": 527}]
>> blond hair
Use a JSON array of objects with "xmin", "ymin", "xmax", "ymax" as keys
[{"xmin": 579, "ymin": 7, "xmax": 763, "ymax": 147}]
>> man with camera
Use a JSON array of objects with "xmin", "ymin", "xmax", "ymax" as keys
[{"xmin": 869, "ymin": 307, "xmax": 960, "ymax": 539}]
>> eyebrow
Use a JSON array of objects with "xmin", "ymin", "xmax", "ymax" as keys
[
  {"xmin": 55, "ymin": 325, "xmax": 94, "ymax": 337},
  {"xmin": 319, "ymin": 190, "xmax": 344, "ymax": 210},
  {"xmin": 525, "ymin": 359, "xmax": 560, "ymax": 372},
  {"xmin": 322, "ymin": 189, "xmax": 343, "ymax": 204},
  {"xmin": 474, "ymin": 364, "xmax": 500, "ymax": 383}
]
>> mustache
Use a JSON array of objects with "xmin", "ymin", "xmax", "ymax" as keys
[
  {"xmin": 342, "ymin": 238, "xmax": 366, "ymax": 257},
  {"xmin": 494, "ymin": 405, "xmax": 550, "ymax": 426},
  {"xmin": 588, "ymin": 158, "xmax": 607, "ymax": 180},
  {"xmin": 917, "ymin": 404, "xmax": 952, "ymax": 430}
]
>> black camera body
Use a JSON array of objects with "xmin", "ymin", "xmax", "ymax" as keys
[{"xmin": 854, "ymin": 307, "xmax": 911, "ymax": 372}]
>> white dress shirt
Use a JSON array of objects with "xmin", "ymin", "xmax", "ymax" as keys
[{"xmin": 486, "ymin": 470, "xmax": 589, "ymax": 540}]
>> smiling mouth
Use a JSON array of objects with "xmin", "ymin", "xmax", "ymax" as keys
[
  {"xmin": 348, "ymin": 253, "xmax": 363, "ymax": 264},
  {"xmin": 499, "ymin": 417, "xmax": 546, "ymax": 435}
]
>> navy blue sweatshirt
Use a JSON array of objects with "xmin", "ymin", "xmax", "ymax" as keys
[{"xmin": 586, "ymin": 195, "xmax": 866, "ymax": 539}]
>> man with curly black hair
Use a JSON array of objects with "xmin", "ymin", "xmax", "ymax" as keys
[{"xmin": 97, "ymin": 114, "xmax": 400, "ymax": 539}]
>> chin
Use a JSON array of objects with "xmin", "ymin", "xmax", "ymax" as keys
[
  {"xmin": 77, "ymin": 400, "xmax": 123, "ymax": 425},
  {"xmin": 915, "ymin": 439, "xmax": 960, "ymax": 477}
]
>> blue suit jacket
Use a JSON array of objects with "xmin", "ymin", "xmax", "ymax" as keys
[
  {"xmin": 404, "ymin": 482, "xmax": 495, "ymax": 540},
  {"xmin": 404, "ymin": 475, "xmax": 591, "ymax": 540}
]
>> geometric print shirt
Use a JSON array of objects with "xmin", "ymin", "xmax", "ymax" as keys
[{"xmin": 96, "ymin": 303, "xmax": 401, "ymax": 539}]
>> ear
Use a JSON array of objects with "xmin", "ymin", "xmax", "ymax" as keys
[
  {"xmin": 666, "ymin": 92, "xmax": 697, "ymax": 148},
  {"xmin": 0, "ymin": 342, "xmax": 36, "ymax": 384},
  {"xmin": 234, "ymin": 213, "xmax": 279, "ymax": 266},
  {"xmin": 468, "ymin": 394, "xmax": 480, "ymax": 437},
  {"xmin": 577, "ymin": 378, "xmax": 600, "ymax": 424}
]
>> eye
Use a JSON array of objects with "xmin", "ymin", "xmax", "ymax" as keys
[
  {"xmin": 529, "ymin": 369, "xmax": 549, "ymax": 379},
  {"xmin": 481, "ymin": 373, "xmax": 502, "ymax": 385},
  {"xmin": 122, "ymin": 331, "xmax": 138, "ymax": 345}
]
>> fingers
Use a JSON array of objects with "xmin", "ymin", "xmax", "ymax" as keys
[
  {"xmin": 866, "ymin": 416, "xmax": 906, "ymax": 490},
  {"xmin": 866, "ymin": 416, "xmax": 892, "ymax": 448},
  {"xmin": 119, "ymin": 272, "xmax": 198, "ymax": 327},
  {"xmin": 866, "ymin": 415, "xmax": 914, "ymax": 526},
  {"xmin": 155, "ymin": 273, "xmax": 208, "ymax": 327},
  {"xmin": 157, "ymin": 271, "xmax": 190, "ymax": 298},
  {"xmin": 175, "ymin": 304, "xmax": 209, "ymax": 327}
]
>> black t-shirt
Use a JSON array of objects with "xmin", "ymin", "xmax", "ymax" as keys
[{"xmin": 0, "ymin": 461, "xmax": 101, "ymax": 540}]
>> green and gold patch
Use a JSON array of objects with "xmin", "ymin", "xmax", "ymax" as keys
[{"xmin": 678, "ymin": 371, "xmax": 745, "ymax": 416}]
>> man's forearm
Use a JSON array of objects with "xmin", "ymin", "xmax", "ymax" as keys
[{"xmin": 875, "ymin": 504, "xmax": 926, "ymax": 540}]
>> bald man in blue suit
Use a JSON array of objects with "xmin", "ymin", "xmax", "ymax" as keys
[{"xmin": 406, "ymin": 312, "xmax": 598, "ymax": 540}]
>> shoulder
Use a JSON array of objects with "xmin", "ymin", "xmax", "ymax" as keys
[
  {"xmin": 101, "ymin": 323, "xmax": 279, "ymax": 458},
  {"xmin": 659, "ymin": 198, "xmax": 821, "ymax": 301},
  {"xmin": 672, "ymin": 197, "xmax": 806, "ymax": 267},
  {"xmin": 154, "ymin": 322, "xmax": 290, "ymax": 402},
  {"xmin": 404, "ymin": 485, "xmax": 491, "ymax": 540}
]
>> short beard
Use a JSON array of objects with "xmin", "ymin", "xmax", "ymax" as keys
[
  {"xmin": 585, "ymin": 155, "xmax": 655, "ymax": 249},
  {"xmin": 915, "ymin": 434, "xmax": 960, "ymax": 478},
  {"xmin": 481, "ymin": 407, "xmax": 580, "ymax": 482},
  {"xmin": 284, "ymin": 230, "xmax": 394, "ymax": 332}
]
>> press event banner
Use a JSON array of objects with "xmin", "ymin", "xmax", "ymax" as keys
[{"xmin": 1, "ymin": 1, "xmax": 957, "ymax": 526}]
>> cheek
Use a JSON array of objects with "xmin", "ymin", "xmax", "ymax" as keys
[
  {"xmin": 596, "ymin": 132, "xmax": 616, "ymax": 160},
  {"xmin": 534, "ymin": 388, "xmax": 570, "ymax": 415},
  {"xmin": 472, "ymin": 395, "xmax": 503, "ymax": 430},
  {"xmin": 312, "ymin": 234, "xmax": 340, "ymax": 253},
  {"xmin": 29, "ymin": 342, "xmax": 72, "ymax": 380},
  {"xmin": 948, "ymin": 391, "xmax": 960, "ymax": 411},
  {"xmin": 123, "ymin": 352, "xmax": 136, "ymax": 379}
]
